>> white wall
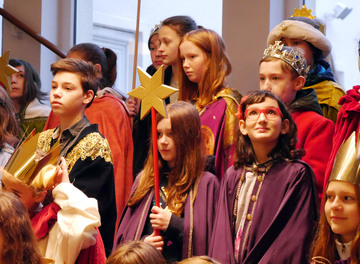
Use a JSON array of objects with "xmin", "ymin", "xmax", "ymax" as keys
[{"xmin": 316, "ymin": 0, "xmax": 360, "ymax": 91}]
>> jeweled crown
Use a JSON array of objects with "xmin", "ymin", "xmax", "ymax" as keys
[
  {"xmin": 329, "ymin": 132, "xmax": 360, "ymax": 187},
  {"xmin": 263, "ymin": 41, "xmax": 310, "ymax": 77}
]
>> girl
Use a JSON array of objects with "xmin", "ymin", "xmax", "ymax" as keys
[
  {"xmin": 179, "ymin": 28, "xmax": 240, "ymax": 179},
  {"xmin": 311, "ymin": 132, "xmax": 360, "ymax": 264},
  {"xmin": 0, "ymin": 191, "xmax": 43, "ymax": 264},
  {"xmin": 114, "ymin": 101, "xmax": 219, "ymax": 262},
  {"xmin": 158, "ymin": 15, "xmax": 197, "ymax": 101},
  {"xmin": 9, "ymin": 59, "xmax": 50, "ymax": 140},
  {"xmin": 106, "ymin": 241, "xmax": 166, "ymax": 264},
  {"xmin": 209, "ymin": 90, "xmax": 318, "ymax": 263},
  {"xmin": 0, "ymin": 88, "xmax": 18, "ymax": 168}
]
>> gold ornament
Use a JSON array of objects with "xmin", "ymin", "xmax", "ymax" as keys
[
  {"xmin": 329, "ymin": 132, "xmax": 360, "ymax": 187},
  {"xmin": 291, "ymin": 5, "xmax": 316, "ymax": 19},
  {"xmin": 0, "ymin": 50, "xmax": 18, "ymax": 92},
  {"xmin": 128, "ymin": 65, "xmax": 178, "ymax": 119}
]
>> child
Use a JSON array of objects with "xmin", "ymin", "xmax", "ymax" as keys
[
  {"xmin": 9, "ymin": 59, "xmax": 50, "ymax": 139},
  {"xmin": 311, "ymin": 132, "xmax": 360, "ymax": 264},
  {"xmin": 106, "ymin": 241, "xmax": 166, "ymax": 264},
  {"xmin": 1, "ymin": 157, "xmax": 102, "ymax": 263},
  {"xmin": 44, "ymin": 44, "xmax": 133, "ymax": 234},
  {"xmin": 259, "ymin": 42, "xmax": 334, "ymax": 199},
  {"xmin": 114, "ymin": 101, "xmax": 219, "ymax": 262},
  {"xmin": 0, "ymin": 191, "xmax": 43, "ymax": 264},
  {"xmin": 38, "ymin": 58, "xmax": 117, "ymax": 255},
  {"xmin": 209, "ymin": 90, "xmax": 318, "ymax": 263},
  {"xmin": 179, "ymin": 28, "xmax": 240, "ymax": 179},
  {"xmin": 267, "ymin": 8, "xmax": 345, "ymax": 123},
  {"xmin": 146, "ymin": 24, "xmax": 163, "ymax": 75},
  {"xmin": 0, "ymin": 88, "xmax": 18, "ymax": 168}
]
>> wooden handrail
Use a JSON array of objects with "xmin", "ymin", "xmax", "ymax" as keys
[{"xmin": 0, "ymin": 7, "xmax": 66, "ymax": 58}]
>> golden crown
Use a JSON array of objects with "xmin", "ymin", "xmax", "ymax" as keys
[
  {"xmin": 4, "ymin": 132, "xmax": 60, "ymax": 186},
  {"xmin": 329, "ymin": 132, "xmax": 360, "ymax": 187},
  {"xmin": 263, "ymin": 41, "xmax": 310, "ymax": 76}
]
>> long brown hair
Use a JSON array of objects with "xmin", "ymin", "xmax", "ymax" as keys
[
  {"xmin": 0, "ymin": 191, "xmax": 43, "ymax": 264},
  {"xmin": 311, "ymin": 182, "xmax": 360, "ymax": 264},
  {"xmin": 234, "ymin": 90, "xmax": 303, "ymax": 168},
  {"xmin": 0, "ymin": 88, "xmax": 18, "ymax": 147},
  {"xmin": 179, "ymin": 28, "xmax": 231, "ymax": 106},
  {"xmin": 128, "ymin": 101, "xmax": 206, "ymax": 215}
]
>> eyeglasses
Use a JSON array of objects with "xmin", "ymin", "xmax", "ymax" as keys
[{"xmin": 244, "ymin": 107, "xmax": 283, "ymax": 120}]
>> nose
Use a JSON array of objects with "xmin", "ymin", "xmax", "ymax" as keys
[
  {"xmin": 51, "ymin": 87, "xmax": 61, "ymax": 98},
  {"xmin": 183, "ymin": 59, "xmax": 189, "ymax": 69},
  {"xmin": 10, "ymin": 74, "xmax": 16, "ymax": 84},
  {"xmin": 262, "ymin": 79, "xmax": 272, "ymax": 91},
  {"xmin": 330, "ymin": 196, "xmax": 342, "ymax": 211},
  {"xmin": 258, "ymin": 111, "xmax": 267, "ymax": 122},
  {"xmin": 155, "ymin": 48, "xmax": 162, "ymax": 57},
  {"xmin": 158, "ymin": 43, "xmax": 164, "ymax": 53}
]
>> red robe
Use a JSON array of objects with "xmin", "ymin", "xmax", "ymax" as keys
[
  {"xmin": 292, "ymin": 110, "xmax": 334, "ymax": 200},
  {"xmin": 44, "ymin": 93, "xmax": 133, "ymax": 228},
  {"xmin": 324, "ymin": 86, "xmax": 360, "ymax": 188}
]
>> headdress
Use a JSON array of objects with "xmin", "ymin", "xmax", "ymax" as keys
[
  {"xmin": 267, "ymin": 5, "xmax": 331, "ymax": 60},
  {"xmin": 148, "ymin": 22, "xmax": 162, "ymax": 49},
  {"xmin": 329, "ymin": 131, "xmax": 360, "ymax": 187},
  {"xmin": 3, "ymin": 132, "xmax": 60, "ymax": 188},
  {"xmin": 263, "ymin": 41, "xmax": 310, "ymax": 76}
]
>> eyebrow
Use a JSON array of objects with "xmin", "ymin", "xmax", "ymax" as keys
[{"xmin": 11, "ymin": 188, "xmax": 22, "ymax": 195}]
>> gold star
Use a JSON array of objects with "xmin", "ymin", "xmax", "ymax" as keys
[
  {"xmin": 0, "ymin": 50, "xmax": 18, "ymax": 92},
  {"xmin": 128, "ymin": 65, "xmax": 178, "ymax": 119},
  {"xmin": 291, "ymin": 5, "xmax": 316, "ymax": 19}
]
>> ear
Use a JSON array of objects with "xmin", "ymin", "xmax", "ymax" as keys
[
  {"xmin": 294, "ymin": 76, "xmax": 305, "ymax": 91},
  {"xmin": 280, "ymin": 119, "xmax": 290, "ymax": 134},
  {"xmin": 94, "ymin": 63, "xmax": 102, "ymax": 72},
  {"xmin": 33, "ymin": 190, "xmax": 47, "ymax": 203},
  {"xmin": 239, "ymin": 120, "xmax": 248, "ymax": 136},
  {"xmin": 83, "ymin": 89, "xmax": 94, "ymax": 105}
]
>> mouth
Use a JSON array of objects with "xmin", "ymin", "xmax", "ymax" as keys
[
  {"xmin": 331, "ymin": 216, "xmax": 346, "ymax": 221},
  {"xmin": 51, "ymin": 101, "xmax": 61, "ymax": 106},
  {"xmin": 155, "ymin": 61, "xmax": 163, "ymax": 65}
]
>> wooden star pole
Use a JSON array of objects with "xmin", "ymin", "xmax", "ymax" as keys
[{"xmin": 128, "ymin": 65, "xmax": 177, "ymax": 236}]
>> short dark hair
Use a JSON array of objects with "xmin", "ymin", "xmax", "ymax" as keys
[
  {"xmin": 9, "ymin": 59, "xmax": 47, "ymax": 104},
  {"xmin": 234, "ymin": 90, "xmax": 304, "ymax": 168},
  {"xmin": 161, "ymin": 15, "xmax": 197, "ymax": 38},
  {"xmin": 50, "ymin": 58, "xmax": 101, "ymax": 108}
]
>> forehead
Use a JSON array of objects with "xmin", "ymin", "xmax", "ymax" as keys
[
  {"xmin": 246, "ymin": 97, "xmax": 279, "ymax": 109},
  {"xmin": 259, "ymin": 60, "xmax": 286, "ymax": 74},
  {"xmin": 52, "ymin": 71, "xmax": 82, "ymax": 85},
  {"xmin": 327, "ymin": 180, "xmax": 357, "ymax": 193},
  {"xmin": 1, "ymin": 174, "xmax": 31, "ymax": 193},
  {"xmin": 14, "ymin": 65, "xmax": 25, "ymax": 73},
  {"xmin": 157, "ymin": 117, "xmax": 172, "ymax": 129},
  {"xmin": 159, "ymin": 26, "xmax": 179, "ymax": 39}
]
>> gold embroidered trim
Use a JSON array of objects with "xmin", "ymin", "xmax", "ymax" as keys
[
  {"xmin": 65, "ymin": 132, "xmax": 113, "ymax": 173},
  {"xmin": 37, "ymin": 129, "xmax": 55, "ymax": 153}
]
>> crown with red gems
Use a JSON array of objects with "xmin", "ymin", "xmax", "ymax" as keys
[{"xmin": 263, "ymin": 41, "xmax": 310, "ymax": 77}]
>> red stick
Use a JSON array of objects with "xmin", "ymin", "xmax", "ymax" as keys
[{"xmin": 151, "ymin": 107, "xmax": 160, "ymax": 236}]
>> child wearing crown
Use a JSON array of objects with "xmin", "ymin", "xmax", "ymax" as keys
[
  {"xmin": 259, "ymin": 42, "xmax": 334, "ymax": 200},
  {"xmin": 311, "ymin": 132, "xmax": 360, "ymax": 264},
  {"xmin": 37, "ymin": 58, "xmax": 117, "ymax": 256},
  {"xmin": 209, "ymin": 90, "xmax": 318, "ymax": 263},
  {"xmin": 267, "ymin": 5, "xmax": 345, "ymax": 124},
  {"xmin": 1, "ymin": 154, "xmax": 103, "ymax": 263}
]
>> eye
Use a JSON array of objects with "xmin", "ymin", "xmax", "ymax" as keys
[
  {"xmin": 326, "ymin": 194, "xmax": 334, "ymax": 201},
  {"xmin": 248, "ymin": 109, "xmax": 259, "ymax": 116},
  {"xmin": 272, "ymin": 76, "xmax": 278, "ymax": 81},
  {"xmin": 344, "ymin": 196, "xmax": 355, "ymax": 201},
  {"xmin": 267, "ymin": 109, "xmax": 277, "ymax": 116},
  {"xmin": 18, "ymin": 74, "xmax": 24, "ymax": 78},
  {"xmin": 259, "ymin": 77, "xmax": 265, "ymax": 81}
]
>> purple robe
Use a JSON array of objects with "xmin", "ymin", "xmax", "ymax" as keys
[
  {"xmin": 209, "ymin": 159, "xmax": 319, "ymax": 263},
  {"xmin": 200, "ymin": 97, "xmax": 238, "ymax": 179},
  {"xmin": 114, "ymin": 171, "xmax": 219, "ymax": 259}
]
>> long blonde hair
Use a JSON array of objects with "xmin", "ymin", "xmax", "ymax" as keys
[
  {"xmin": 128, "ymin": 102, "xmax": 205, "ymax": 215},
  {"xmin": 179, "ymin": 28, "xmax": 231, "ymax": 106}
]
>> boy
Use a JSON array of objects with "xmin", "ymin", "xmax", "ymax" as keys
[
  {"xmin": 267, "ymin": 7, "xmax": 344, "ymax": 123},
  {"xmin": 37, "ymin": 58, "xmax": 116, "ymax": 255},
  {"xmin": 259, "ymin": 42, "xmax": 334, "ymax": 199}
]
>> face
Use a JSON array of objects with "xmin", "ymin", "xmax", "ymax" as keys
[
  {"xmin": 239, "ymin": 97, "xmax": 288, "ymax": 148},
  {"xmin": 281, "ymin": 38, "xmax": 314, "ymax": 67},
  {"xmin": 9, "ymin": 65, "xmax": 25, "ymax": 101},
  {"xmin": 179, "ymin": 40, "xmax": 208, "ymax": 84},
  {"xmin": 157, "ymin": 117, "xmax": 176, "ymax": 168},
  {"xmin": 1, "ymin": 177, "xmax": 38, "ymax": 211},
  {"xmin": 259, "ymin": 60, "xmax": 299, "ymax": 105},
  {"xmin": 159, "ymin": 26, "xmax": 181, "ymax": 66},
  {"xmin": 150, "ymin": 34, "xmax": 163, "ymax": 69},
  {"xmin": 325, "ymin": 181, "xmax": 360, "ymax": 243},
  {"xmin": 51, "ymin": 71, "xmax": 93, "ymax": 120}
]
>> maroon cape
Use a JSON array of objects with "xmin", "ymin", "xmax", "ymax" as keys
[
  {"xmin": 113, "ymin": 171, "xmax": 219, "ymax": 260},
  {"xmin": 324, "ymin": 86, "xmax": 360, "ymax": 188},
  {"xmin": 209, "ymin": 159, "xmax": 319, "ymax": 263}
]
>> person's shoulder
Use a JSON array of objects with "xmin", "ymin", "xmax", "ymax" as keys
[
  {"xmin": 276, "ymin": 159, "xmax": 314, "ymax": 179},
  {"xmin": 92, "ymin": 92, "xmax": 130, "ymax": 116}
]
